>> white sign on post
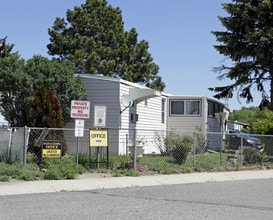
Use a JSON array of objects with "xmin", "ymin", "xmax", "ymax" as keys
[
  {"xmin": 75, "ymin": 119, "xmax": 85, "ymax": 137},
  {"xmin": 94, "ymin": 105, "xmax": 106, "ymax": 127},
  {"xmin": 70, "ymin": 100, "xmax": 90, "ymax": 119}
]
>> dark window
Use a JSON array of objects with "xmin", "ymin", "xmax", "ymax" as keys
[
  {"xmin": 170, "ymin": 100, "xmax": 200, "ymax": 116},
  {"xmin": 208, "ymin": 101, "xmax": 223, "ymax": 117},
  {"xmin": 161, "ymin": 98, "xmax": 166, "ymax": 123}
]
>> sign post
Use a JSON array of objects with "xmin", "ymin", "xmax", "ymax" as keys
[
  {"xmin": 70, "ymin": 100, "xmax": 90, "ymax": 167},
  {"xmin": 93, "ymin": 105, "xmax": 107, "ymax": 168},
  {"xmin": 74, "ymin": 119, "xmax": 85, "ymax": 167},
  {"xmin": 89, "ymin": 129, "xmax": 109, "ymax": 168}
]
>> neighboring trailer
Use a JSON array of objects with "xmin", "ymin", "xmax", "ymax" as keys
[{"xmin": 167, "ymin": 96, "xmax": 229, "ymax": 151}]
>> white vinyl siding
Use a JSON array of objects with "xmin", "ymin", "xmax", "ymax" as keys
[
  {"xmin": 134, "ymin": 95, "xmax": 167, "ymax": 154},
  {"xmin": 135, "ymin": 96, "xmax": 166, "ymax": 130}
]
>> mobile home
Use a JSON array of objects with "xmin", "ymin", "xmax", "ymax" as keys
[{"xmin": 68, "ymin": 75, "xmax": 229, "ymax": 154}]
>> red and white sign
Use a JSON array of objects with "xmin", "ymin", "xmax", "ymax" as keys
[{"xmin": 70, "ymin": 100, "xmax": 90, "ymax": 119}]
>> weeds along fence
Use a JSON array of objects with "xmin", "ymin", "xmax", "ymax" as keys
[{"xmin": 1, "ymin": 126, "xmax": 273, "ymax": 170}]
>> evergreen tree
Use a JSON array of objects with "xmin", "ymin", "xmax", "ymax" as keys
[
  {"xmin": 29, "ymin": 86, "xmax": 68, "ymax": 156},
  {"xmin": 30, "ymin": 86, "xmax": 64, "ymax": 128},
  {"xmin": 0, "ymin": 36, "xmax": 16, "ymax": 58},
  {"xmin": 210, "ymin": 0, "xmax": 273, "ymax": 110},
  {"xmin": 47, "ymin": 0, "xmax": 165, "ymax": 90}
]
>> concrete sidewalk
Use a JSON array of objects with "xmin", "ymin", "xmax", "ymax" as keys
[{"xmin": 1, "ymin": 169, "xmax": 273, "ymax": 196}]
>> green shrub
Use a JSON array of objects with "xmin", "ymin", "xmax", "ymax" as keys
[
  {"xmin": 44, "ymin": 168, "xmax": 63, "ymax": 180},
  {"xmin": 171, "ymin": 135, "xmax": 193, "ymax": 165},
  {"xmin": 0, "ymin": 175, "xmax": 9, "ymax": 182},
  {"xmin": 163, "ymin": 131, "xmax": 178, "ymax": 156},
  {"xmin": 109, "ymin": 155, "xmax": 132, "ymax": 170},
  {"xmin": 0, "ymin": 149, "xmax": 9, "ymax": 163},
  {"xmin": 42, "ymin": 157, "xmax": 84, "ymax": 180},
  {"xmin": 112, "ymin": 169, "xmax": 139, "ymax": 177},
  {"xmin": 0, "ymin": 149, "xmax": 22, "ymax": 164},
  {"xmin": 20, "ymin": 163, "xmax": 43, "ymax": 181},
  {"xmin": 78, "ymin": 154, "xmax": 92, "ymax": 169},
  {"xmin": 139, "ymin": 155, "xmax": 173, "ymax": 172},
  {"xmin": 243, "ymin": 147, "xmax": 266, "ymax": 165},
  {"xmin": 181, "ymin": 166, "xmax": 191, "ymax": 174},
  {"xmin": 194, "ymin": 125, "xmax": 210, "ymax": 154},
  {"xmin": 0, "ymin": 162, "xmax": 42, "ymax": 181}
]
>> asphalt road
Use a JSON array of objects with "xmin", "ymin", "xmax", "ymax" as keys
[{"xmin": 1, "ymin": 178, "xmax": 273, "ymax": 220}]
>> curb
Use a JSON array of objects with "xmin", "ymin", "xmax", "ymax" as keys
[{"xmin": 1, "ymin": 169, "xmax": 273, "ymax": 196}]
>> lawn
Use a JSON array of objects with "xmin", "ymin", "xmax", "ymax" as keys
[{"xmin": 0, "ymin": 150, "xmax": 271, "ymax": 181}]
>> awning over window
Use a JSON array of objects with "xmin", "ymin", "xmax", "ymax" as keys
[{"xmin": 129, "ymin": 87, "xmax": 160, "ymax": 103}]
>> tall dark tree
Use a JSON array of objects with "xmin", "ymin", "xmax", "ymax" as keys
[
  {"xmin": 0, "ymin": 36, "xmax": 16, "ymax": 58},
  {"xmin": 30, "ymin": 86, "xmax": 64, "ymax": 128},
  {"xmin": 29, "ymin": 86, "xmax": 68, "ymax": 156},
  {"xmin": 210, "ymin": 0, "xmax": 273, "ymax": 110},
  {"xmin": 47, "ymin": 0, "xmax": 165, "ymax": 91}
]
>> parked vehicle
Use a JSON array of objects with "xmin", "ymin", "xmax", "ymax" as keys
[{"xmin": 226, "ymin": 130, "xmax": 264, "ymax": 151}]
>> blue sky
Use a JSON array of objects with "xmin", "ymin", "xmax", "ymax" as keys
[{"xmin": 1, "ymin": 0, "xmax": 262, "ymax": 114}]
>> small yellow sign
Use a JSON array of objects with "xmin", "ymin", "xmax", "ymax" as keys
[
  {"xmin": 42, "ymin": 141, "xmax": 62, "ymax": 158},
  {"xmin": 89, "ymin": 129, "xmax": 108, "ymax": 147},
  {"xmin": 42, "ymin": 149, "xmax": 61, "ymax": 158}
]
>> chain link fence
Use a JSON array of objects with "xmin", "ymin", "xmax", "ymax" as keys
[{"xmin": 0, "ymin": 126, "xmax": 273, "ymax": 172}]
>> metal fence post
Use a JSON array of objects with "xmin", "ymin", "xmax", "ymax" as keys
[
  {"xmin": 240, "ymin": 136, "xmax": 243, "ymax": 165},
  {"xmin": 220, "ymin": 132, "xmax": 223, "ymax": 167},
  {"xmin": 76, "ymin": 137, "xmax": 79, "ymax": 168},
  {"xmin": 193, "ymin": 134, "xmax": 196, "ymax": 169},
  {"xmin": 133, "ymin": 128, "xmax": 137, "ymax": 171},
  {"xmin": 23, "ymin": 126, "xmax": 27, "ymax": 165},
  {"xmin": 7, "ymin": 128, "xmax": 12, "ymax": 162}
]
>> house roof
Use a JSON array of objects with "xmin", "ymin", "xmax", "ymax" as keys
[
  {"xmin": 75, "ymin": 74, "xmax": 162, "ymax": 102},
  {"xmin": 129, "ymin": 87, "xmax": 161, "ymax": 103},
  {"xmin": 76, "ymin": 73, "xmax": 146, "ymax": 88}
]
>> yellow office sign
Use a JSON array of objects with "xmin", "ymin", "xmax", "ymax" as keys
[
  {"xmin": 42, "ymin": 141, "xmax": 62, "ymax": 158},
  {"xmin": 89, "ymin": 129, "xmax": 108, "ymax": 147}
]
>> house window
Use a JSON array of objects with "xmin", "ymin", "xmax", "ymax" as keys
[
  {"xmin": 161, "ymin": 98, "xmax": 166, "ymax": 123},
  {"xmin": 170, "ymin": 100, "xmax": 200, "ymax": 116},
  {"xmin": 208, "ymin": 101, "xmax": 223, "ymax": 117}
]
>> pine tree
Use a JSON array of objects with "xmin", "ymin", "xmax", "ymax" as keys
[
  {"xmin": 210, "ymin": 0, "xmax": 273, "ymax": 110},
  {"xmin": 47, "ymin": 0, "xmax": 165, "ymax": 90},
  {"xmin": 30, "ymin": 86, "xmax": 64, "ymax": 128},
  {"xmin": 0, "ymin": 36, "xmax": 16, "ymax": 58},
  {"xmin": 30, "ymin": 86, "xmax": 68, "ymax": 156}
]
